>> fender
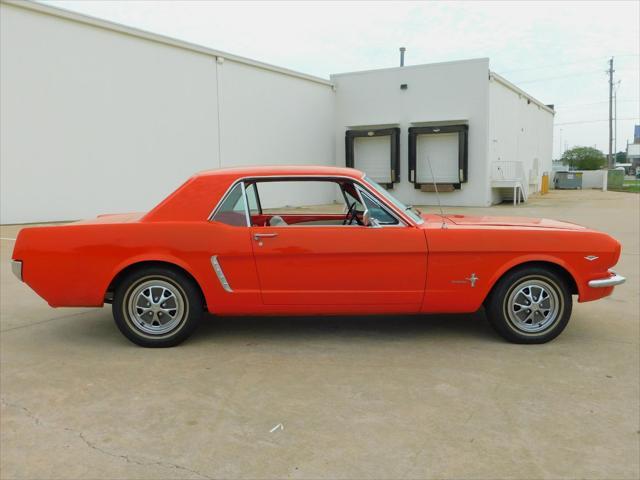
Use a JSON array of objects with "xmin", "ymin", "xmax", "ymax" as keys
[
  {"xmin": 105, "ymin": 253, "xmax": 215, "ymax": 309},
  {"xmin": 485, "ymin": 253, "xmax": 583, "ymax": 299},
  {"xmin": 422, "ymin": 251, "xmax": 584, "ymax": 314}
]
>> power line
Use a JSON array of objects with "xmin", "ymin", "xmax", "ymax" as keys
[
  {"xmin": 555, "ymin": 99, "xmax": 639, "ymax": 108},
  {"xmin": 498, "ymin": 58, "xmax": 604, "ymax": 74},
  {"xmin": 511, "ymin": 66, "xmax": 638, "ymax": 85},
  {"xmin": 500, "ymin": 63, "xmax": 637, "ymax": 85},
  {"xmin": 514, "ymin": 70, "xmax": 604, "ymax": 84},
  {"xmin": 554, "ymin": 117, "xmax": 638, "ymax": 126},
  {"xmin": 497, "ymin": 54, "xmax": 639, "ymax": 74}
]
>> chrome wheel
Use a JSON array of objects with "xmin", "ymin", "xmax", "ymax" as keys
[
  {"xmin": 126, "ymin": 278, "xmax": 186, "ymax": 336},
  {"xmin": 505, "ymin": 277, "xmax": 562, "ymax": 334}
]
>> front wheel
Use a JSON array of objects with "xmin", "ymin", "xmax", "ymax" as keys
[
  {"xmin": 485, "ymin": 266, "xmax": 572, "ymax": 344},
  {"xmin": 112, "ymin": 267, "xmax": 203, "ymax": 347}
]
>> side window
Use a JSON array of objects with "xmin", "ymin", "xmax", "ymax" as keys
[
  {"xmin": 211, "ymin": 183, "xmax": 248, "ymax": 227},
  {"xmin": 256, "ymin": 181, "xmax": 342, "ymax": 214},
  {"xmin": 359, "ymin": 190, "xmax": 398, "ymax": 225}
]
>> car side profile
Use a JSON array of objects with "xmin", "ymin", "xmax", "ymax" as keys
[{"xmin": 11, "ymin": 166, "xmax": 624, "ymax": 347}]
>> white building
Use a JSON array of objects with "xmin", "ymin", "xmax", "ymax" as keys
[
  {"xmin": 0, "ymin": 0, "xmax": 554, "ymax": 224},
  {"xmin": 627, "ymin": 125, "xmax": 640, "ymax": 172}
]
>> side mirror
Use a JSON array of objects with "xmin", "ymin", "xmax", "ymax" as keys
[{"xmin": 362, "ymin": 210, "xmax": 381, "ymax": 228}]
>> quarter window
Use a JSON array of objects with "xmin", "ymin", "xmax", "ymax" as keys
[
  {"xmin": 359, "ymin": 190, "xmax": 398, "ymax": 225},
  {"xmin": 211, "ymin": 183, "xmax": 248, "ymax": 227}
]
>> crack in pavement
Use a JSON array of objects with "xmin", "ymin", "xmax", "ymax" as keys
[
  {"xmin": 0, "ymin": 310, "xmax": 100, "ymax": 333},
  {"xmin": 1, "ymin": 397, "xmax": 212, "ymax": 479}
]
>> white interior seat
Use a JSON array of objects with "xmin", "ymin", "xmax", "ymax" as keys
[{"xmin": 270, "ymin": 215, "xmax": 288, "ymax": 227}]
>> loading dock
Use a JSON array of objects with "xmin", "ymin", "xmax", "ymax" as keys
[
  {"xmin": 408, "ymin": 124, "xmax": 468, "ymax": 190},
  {"xmin": 345, "ymin": 127, "xmax": 400, "ymax": 188}
]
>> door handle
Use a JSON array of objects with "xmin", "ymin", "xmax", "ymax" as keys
[{"xmin": 254, "ymin": 233, "xmax": 278, "ymax": 240}]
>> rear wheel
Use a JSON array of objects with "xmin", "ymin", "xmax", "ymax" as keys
[
  {"xmin": 112, "ymin": 266, "xmax": 202, "ymax": 347},
  {"xmin": 485, "ymin": 266, "xmax": 572, "ymax": 344}
]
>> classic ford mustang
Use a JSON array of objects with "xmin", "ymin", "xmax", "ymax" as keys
[{"xmin": 11, "ymin": 166, "xmax": 624, "ymax": 347}]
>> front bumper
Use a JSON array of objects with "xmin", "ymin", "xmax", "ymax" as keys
[
  {"xmin": 588, "ymin": 272, "xmax": 625, "ymax": 288},
  {"xmin": 11, "ymin": 260, "xmax": 22, "ymax": 282}
]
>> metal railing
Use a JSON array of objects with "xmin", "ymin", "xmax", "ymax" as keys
[
  {"xmin": 491, "ymin": 161, "xmax": 525, "ymax": 181},
  {"xmin": 491, "ymin": 161, "xmax": 529, "ymax": 204}
]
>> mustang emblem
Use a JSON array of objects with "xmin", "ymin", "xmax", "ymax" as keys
[{"xmin": 451, "ymin": 273, "xmax": 479, "ymax": 287}]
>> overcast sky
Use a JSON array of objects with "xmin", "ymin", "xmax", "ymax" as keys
[{"xmin": 42, "ymin": 0, "xmax": 639, "ymax": 159}]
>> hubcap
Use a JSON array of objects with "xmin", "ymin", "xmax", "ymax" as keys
[
  {"xmin": 506, "ymin": 278, "xmax": 561, "ymax": 333},
  {"xmin": 126, "ymin": 279, "xmax": 185, "ymax": 336}
]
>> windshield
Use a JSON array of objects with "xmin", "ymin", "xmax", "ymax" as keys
[{"xmin": 364, "ymin": 176, "xmax": 424, "ymax": 225}]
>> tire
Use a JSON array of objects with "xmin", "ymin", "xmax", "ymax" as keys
[
  {"xmin": 112, "ymin": 266, "xmax": 203, "ymax": 347},
  {"xmin": 485, "ymin": 266, "xmax": 572, "ymax": 344}
]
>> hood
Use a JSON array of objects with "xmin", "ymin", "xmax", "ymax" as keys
[{"xmin": 442, "ymin": 214, "xmax": 586, "ymax": 230}]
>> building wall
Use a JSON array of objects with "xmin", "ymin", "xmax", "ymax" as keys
[
  {"xmin": 217, "ymin": 59, "xmax": 335, "ymax": 208},
  {"xmin": 488, "ymin": 78, "xmax": 554, "ymax": 203},
  {"xmin": 1, "ymin": 2, "xmax": 554, "ymax": 222},
  {"xmin": 0, "ymin": 2, "xmax": 221, "ymax": 224},
  {"xmin": 0, "ymin": 2, "xmax": 335, "ymax": 223},
  {"xmin": 331, "ymin": 59, "xmax": 492, "ymax": 207}
]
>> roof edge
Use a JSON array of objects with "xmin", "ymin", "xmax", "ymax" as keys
[
  {"xmin": 330, "ymin": 57, "xmax": 490, "ymax": 79},
  {"xmin": 2, "ymin": 0, "xmax": 333, "ymax": 87},
  {"xmin": 489, "ymin": 71, "xmax": 555, "ymax": 114}
]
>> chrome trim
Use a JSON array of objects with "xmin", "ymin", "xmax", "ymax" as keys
[
  {"xmin": 355, "ymin": 186, "xmax": 405, "ymax": 227},
  {"xmin": 207, "ymin": 174, "xmax": 417, "ymax": 227},
  {"xmin": 240, "ymin": 181, "xmax": 251, "ymax": 227},
  {"xmin": 584, "ymin": 255, "xmax": 599, "ymax": 261},
  {"xmin": 588, "ymin": 273, "xmax": 626, "ymax": 288},
  {"xmin": 208, "ymin": 180, "xmax": 242, "ymax": 222},
  {"xmin": 11, "ymin": 260, "xmax": 22, "ymax": 282},
  {"xmin": 211, "ymin": 256, "xmax": 232, "ymax": 292}
]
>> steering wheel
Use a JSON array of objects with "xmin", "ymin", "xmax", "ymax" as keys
[{"xmin": 343, "ymin": 201, "xmax": 358, "ymax": 225}]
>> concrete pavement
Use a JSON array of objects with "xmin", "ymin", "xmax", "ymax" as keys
[{"xmin": 1, "ymin": 189, "xmax": 638, "ymax": 479}]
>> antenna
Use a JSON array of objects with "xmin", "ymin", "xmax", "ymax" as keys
[{"xmin": 425, "ymin": 155, "xmax": 447, "ymax": 229}]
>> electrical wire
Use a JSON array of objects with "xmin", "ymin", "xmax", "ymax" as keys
[
  {"xmin": 554, "ymin": 117, "xmax": 639, "ymax": 126},
  {"xmin": 555, "ymin": 99, "xmax": 639, "ymax": 108},
  {"xmin": 513, "ymin": 70, "xmax": 608, "ymax": 85},
  {"xmin": 497, "ymin": 54, "xmax": 639, "ymax": 74}
]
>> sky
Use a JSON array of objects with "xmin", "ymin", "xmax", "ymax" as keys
[{"xmin": 41, "ymin": 0, "xmax": 640, "ymax": 159}]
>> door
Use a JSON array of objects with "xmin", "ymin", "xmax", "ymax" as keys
[
  {"xmin": 250, "ymin": 225, "xmax": 427, "ymax": 306},
  {"xmin": 416, "ymin": 132, "xmax": 460, "ymax": 184}
]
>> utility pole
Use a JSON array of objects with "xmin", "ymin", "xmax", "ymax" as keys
[
  {"xmin": 614, "ymin": 80, "xmax": 621, "ymax": 160},
  {"xmin": 608, "ymin": 57, "xmax": 614, "ymax": 168},
  {"xmin": 558, "ymin": 128, "xmax": 563, "ymax": 159}
]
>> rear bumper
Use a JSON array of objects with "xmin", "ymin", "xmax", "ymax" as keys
[{"xmin": 588, "ymin": 272, "xmax": 625, "ymax": 288}]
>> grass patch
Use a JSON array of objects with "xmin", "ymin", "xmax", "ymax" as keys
[{"xmin": 611, "ymin": 179, "xmax": 640, "ymax": 193}]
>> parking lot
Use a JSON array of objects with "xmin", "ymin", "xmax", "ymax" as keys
[{"xmin": 1, "ymin": 189, "xmax": 638, "ymax": 479}]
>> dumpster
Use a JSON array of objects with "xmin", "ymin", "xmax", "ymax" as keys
[{"xmin": 554, "ymin": 171, "xmax": 583, "ymax": 189}]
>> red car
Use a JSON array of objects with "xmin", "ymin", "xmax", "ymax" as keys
[{"xmin": 11, "ymin": 166, "xmax": 624, "ymax": 347}]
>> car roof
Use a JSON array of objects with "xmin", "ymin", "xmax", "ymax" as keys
[{"xmin": 194, "ymin": 165, "xmax": 365, "ymax": 180}]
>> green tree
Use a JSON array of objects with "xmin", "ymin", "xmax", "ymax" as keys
[
  {"xmin": 615, "ymin": 151, "xmax": 627, "ymax": 163},
  {"xmin": 560, "ymin": 146, "xmax": 606, "ymax": 170}
]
